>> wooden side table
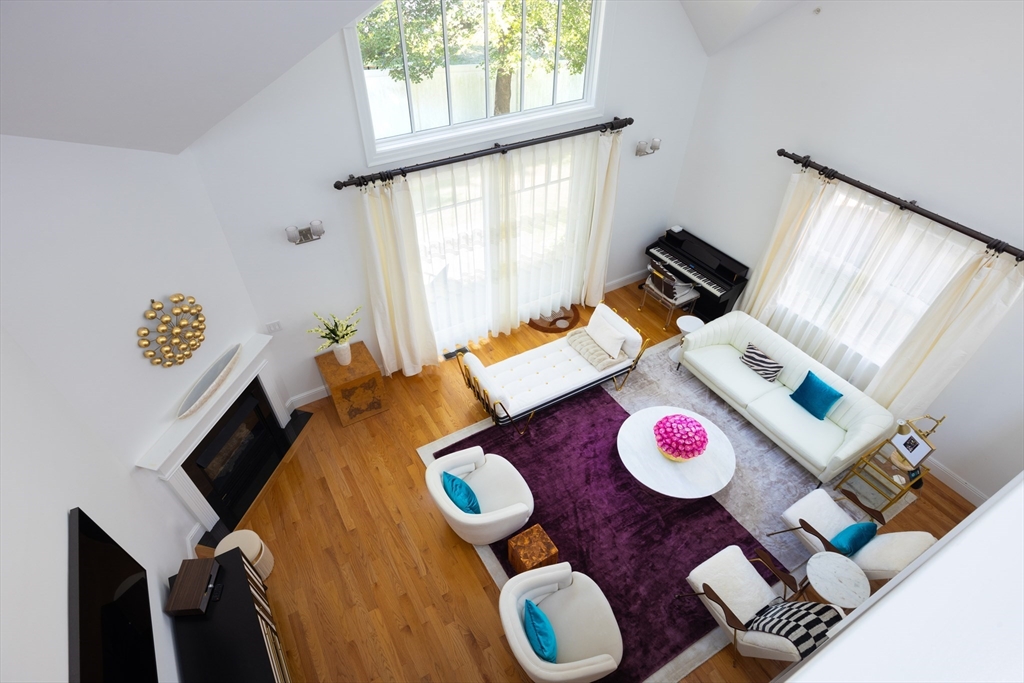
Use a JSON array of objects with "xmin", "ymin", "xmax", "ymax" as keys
[
  {"xmin": 315, "ymin": 341, "xmax": 389, "ymax": 427},
  {"xmin": 508, "ymin": 524, "xmax": 558, "ymax": 574}
]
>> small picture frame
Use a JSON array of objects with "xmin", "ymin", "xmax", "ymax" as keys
[{"xmin": 893, "ymin": 429, "xmax": 933, "ymax": 467}]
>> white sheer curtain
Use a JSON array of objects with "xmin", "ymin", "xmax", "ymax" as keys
[
  {"xmin": 358, "ymin": 179, "xmax": 440, "ymax": 376},
  {"xmin": 409, "ymin": 130, "xmax": 621, "ymax": 353},
  {"xmin": 868, "ymin": 252, "xmax": 1023, "ymax": 417},
  {"xmin": 742, "ymin": 172, "xmax": 991, "ymax": 390}
]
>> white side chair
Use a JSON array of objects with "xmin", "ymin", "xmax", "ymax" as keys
[
  {"xmin": 499, "ymin": 562, "xmax": 623, "ymax": 683},
  {"xmin": 780, "ymin": 488, "xmax": 937, "ymax": 580},
  {"xmin": 425, "ymin": 446, "xmax": 534, "ymax": 545},
  {"xmin": 685, "ymin": 545, "xmax": 844, "ymax": 662}
]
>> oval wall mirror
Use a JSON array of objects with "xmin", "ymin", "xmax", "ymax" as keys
[{"xmin": 177, "ymin": 343, "xmax": 243, "ymax": 419}]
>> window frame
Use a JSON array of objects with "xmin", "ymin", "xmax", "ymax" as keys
[{"xmin": 343, "ymin": 0, "xmax": 609, "ymax": 167}]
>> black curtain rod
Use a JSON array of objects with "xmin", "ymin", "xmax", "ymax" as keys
[
  {"xmin": 334, "ymin": 116, "xmax": 634, "ymax": 190},
  {"xmin": 777, "ymin": 149, "xmax": 1023, "ymax": 261}
]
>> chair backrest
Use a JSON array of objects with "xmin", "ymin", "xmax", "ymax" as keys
[{"xmin": 781, "ymin": 489, "xmax": 856, "ymax": 553}]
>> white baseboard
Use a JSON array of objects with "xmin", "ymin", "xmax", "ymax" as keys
[
  {"xmin": 184, "ymin": 523, "xmax": 205, "ymax": 559},
  {"xmin": 926, "ymin": 457, "xmax": 988, "ymax": 507},
  {"xmin": 287, "ymin": 386, "xmax": 329, "ymax": 412},
  {"xmin": 605, "ymin": 269, "xmax": 647, "ymax": 292}
]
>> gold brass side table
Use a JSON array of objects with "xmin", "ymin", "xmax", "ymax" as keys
[{"xmin": 834, "ymin": 416, "xmax": 941, "ymax": 514}]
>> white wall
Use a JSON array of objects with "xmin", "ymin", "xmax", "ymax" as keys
[
  {"xmin": 783, "ymin": 474, "xmax": 1024, "ymax": 682},
  {"xmin": 672, "ymin": 0, "xmax": 1024, "ymax": 499},
  {"xmin": 0, "ymin": 330, "xmax": 193, "ymax": 682},
  {"xmin": 187, "ymin": 0, "xmax": 709, "ymax": 405},
  {"xmin": 0, "ymin": 134, "xmax": 284, "ymax": 681},
  {"xmin": 0, "ymin": 135, "xmax": 285, "ymax": 461}
]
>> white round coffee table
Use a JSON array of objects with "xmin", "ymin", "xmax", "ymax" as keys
[
  {"xmin": 616, "ymin": 406, "xmax": 735, "ymax": 498},
  {"xmin": 805, "ymin": 552, "xmax": 870, "ymax": 609}
]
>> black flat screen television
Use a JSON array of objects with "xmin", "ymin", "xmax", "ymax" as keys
[{"xmin": 69, "ymin": 508, "xmax": 158, "ymax": 683}]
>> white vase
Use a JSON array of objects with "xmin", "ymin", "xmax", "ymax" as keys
[{"xmin": 333, "ymin": 342, "xmax": 352, "ymax": 365}]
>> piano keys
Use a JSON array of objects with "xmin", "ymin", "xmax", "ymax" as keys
[{"xmin": 644, "ymin": 227, "xmax": 749, "ymax": 322}]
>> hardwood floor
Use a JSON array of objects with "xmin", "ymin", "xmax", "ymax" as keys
[{"xmin": 232, "ymin": 282, "xmax": 975, "ymax": 683}]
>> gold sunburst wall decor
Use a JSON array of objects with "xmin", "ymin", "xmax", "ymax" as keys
[{"xmin": 136, "ymin": 293, "xmax": 207, "ymax": 368}]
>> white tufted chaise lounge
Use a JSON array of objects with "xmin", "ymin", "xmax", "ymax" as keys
[{"xmin": 457, "ymin": 304, "xmax": 645, "ymax": 428}]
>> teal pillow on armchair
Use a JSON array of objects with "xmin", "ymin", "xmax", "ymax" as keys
[
  {"xmin": 830, "ymin": 522, "xmax": 877, "ymax": 556},
  {"xmin": 442, "ymin": 472, "xmax": 480, "ymax": 514},
  {"xmin": 789, "ymin": 371, "xmax": 843, "ymax": 420}
]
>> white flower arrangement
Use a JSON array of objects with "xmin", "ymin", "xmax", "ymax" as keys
[{"xmin": 307, "ymin": 306, "xmax": 362, "ymax": 352}]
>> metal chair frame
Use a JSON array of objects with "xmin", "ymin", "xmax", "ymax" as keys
[{"xmin": 639, "ymin": 262, "xmax": 700, "ymax": 329}]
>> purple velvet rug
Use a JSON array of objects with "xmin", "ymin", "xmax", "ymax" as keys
[{"xmin": 435, "ymin": 387, "xmax": 782, "ymax": 683}]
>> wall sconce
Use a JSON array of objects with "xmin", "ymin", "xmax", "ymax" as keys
[
  {"xmin": 285, "ymin": 220, "xmax": 325, "ymax": 245},
  {"xmin": 636, "ymin": 138, "xmax": 661, "ymax": 157}
]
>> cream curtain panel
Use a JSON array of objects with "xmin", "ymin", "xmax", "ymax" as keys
[
  {"xmin": 739, "ymin": 171, "xmax": 1022, "ymax": 412},
  {"xmin": 359, "ymin": 179, "xmax": 440, "ymax": 377},
  {"xmin": 408, "ymin": 131, "xmax": 621, "ymax": 353},
  {"xmin": 868, "ymin": 253, "xmax": 1024, "ymax": 418}
]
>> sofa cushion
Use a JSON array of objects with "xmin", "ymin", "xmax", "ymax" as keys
[
  {"xmin": 585, "ymin": 312, "xmax": 626, "ymax": 358},
  {"xmin": 789, "ymin": 371, "xmax": 844, "ymax": 420},
  {"xmin": 442, "ymin": 472, "xmax": 480, "ymax": 514},
  {"xmin": 740, "ymin": 343, "xmax": 784, "ymax": 382},
  {"xmin": 747, "ymin": 388, "xmax": 846, "ymax": 471},
  {"xmin": 685, "ymin": 344, "xmax": 777, "ymax": 408},
  {"xmin": 538, "ymin": 571, "xmax": 623, "ymax": 666},
  {"xmin": 852, "ymin": 531, "xmax": 937, "ymax": 580},
  {"xmin": 463, "ymin": 454, "xmax": 533, "ymax": 514}
]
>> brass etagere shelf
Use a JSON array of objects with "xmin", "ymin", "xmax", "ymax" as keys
[{"xmin": 835, "ymin": 415, "xmax": 944, "ymax": 514}]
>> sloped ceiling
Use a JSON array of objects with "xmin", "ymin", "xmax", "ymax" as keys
[
  {"xmin": 0, "ymin": 0, "xmax": 376, "ymax": 153},
  {"xmin": 681, "ymin": 0, "xmax": 800, "ymax": 55}
]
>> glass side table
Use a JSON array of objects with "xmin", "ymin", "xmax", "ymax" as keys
[{"xmin": 834, "ymin": 439, "xmax": 930, "ymax": 514}]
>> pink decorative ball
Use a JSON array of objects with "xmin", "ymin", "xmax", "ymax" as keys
[{"xmin": 654, "ymin": 414, "xmax": 708, "ymax": 461}]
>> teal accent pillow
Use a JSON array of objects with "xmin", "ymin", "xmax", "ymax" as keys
[
  {"xmin": 789, "ymin": 371, "xmax": 843, "ymax": 420},
  {"xmin": 830, "ymin": 522, "xmax": 877, "ymax": 556},
  {"xmin": 522, "ymin": 599, "xmax": 557, "ymax": 663},
  {"xmin": 442, "ymin": 472, "xmax": 480, "ymax": 514}
]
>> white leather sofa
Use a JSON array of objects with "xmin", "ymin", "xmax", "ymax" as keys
[
  {"xmin": 499, "ymin": 562, "xmax": 623, "ymax": 683},
  {"xmin": 681, "ymin": 311, "xmax": 894, "ymax": 482},
  {"xmin": 458, "ymin": 304, "xmax": 644, "ymax": 426},
  {"xmin": 425, "ymin": 446, "xmax": 535, "ymax": 545}
]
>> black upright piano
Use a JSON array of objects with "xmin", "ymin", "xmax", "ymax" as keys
[{"xmin": 644, "ymin": 227, "xmax": 749, "ymax": 322}]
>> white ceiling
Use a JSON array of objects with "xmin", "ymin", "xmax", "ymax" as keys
[
  {"xmin": 0, "ymin": 0, "xmax": 376, "ymax": 154},
  {"xmin": 0, "ymin": 0, "xmax": 798, "ymax": 155},
  {"xmin": 680, "ymin": 0, "xmax": 800, "ymax": 55}
]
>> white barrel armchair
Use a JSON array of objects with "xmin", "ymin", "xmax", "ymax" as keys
[
  {"xmin": 780, "ymin": 489, "xmax": 936, "ymax": 580},
  {"xmin": 499, "ymin": 562, "xmax": 623, "ymax": 683},
  {"xmin": 425, "ymin": 446, "xmax": 534, "ymax": 545}
]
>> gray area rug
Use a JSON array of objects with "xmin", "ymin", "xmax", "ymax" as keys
[{"xmin": 605, "ymin": 335, "xmax": 915, "ymax": 571}]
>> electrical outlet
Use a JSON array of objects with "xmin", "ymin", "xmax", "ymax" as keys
[{"xmin": 265, "ymin": 321, "xmax": 282, "ymax": 333}]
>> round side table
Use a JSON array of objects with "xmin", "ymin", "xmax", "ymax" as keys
[
  {"xmin": 805, "ymin": 552, "xmax": 869, "ymax": 609},
  {"xmin": 215, "ymin": 529, "xmax": 275, "ymax": 581},
  {"xmin": 670, "ymin": 315, "xmax": 705, "ymax": 370}
]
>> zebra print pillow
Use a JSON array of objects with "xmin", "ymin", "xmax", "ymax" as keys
[{"xmin": 740, "ymin": 343, "xmax": 784, "ymax": 382}]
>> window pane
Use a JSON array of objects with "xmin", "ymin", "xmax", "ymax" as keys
[
  {"xmin": 488, "ymin": 0, "xmax": 522, "ymax": 116},
  {"xmin": 446, "ymin": 0, "xmax": 487, "ymax": 124},
  {"xmin": 523, "ymin": 0, "xmax": 557, "ymax": 110},
  {"xmin": 555, "ymin": 0, "xmax": 591, "ymax": 103},
  {"xmin": 401, "ymin": 0, "xmax": 450, "ymax": 131},
  {"xmin": 358, "ymin": 0, "xmax": 413, "ymax": 138}
]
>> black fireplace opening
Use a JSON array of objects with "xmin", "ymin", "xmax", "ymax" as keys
[{"xmin": 183, "ymin": 378, "xmax": 309, "ymax": 532}]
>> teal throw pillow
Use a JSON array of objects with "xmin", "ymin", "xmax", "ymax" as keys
[
  {"xmin": 522, "ymin": 599, "xmax": 557, "ymax": 663},
  {"xmin": 830, "ymin": 522, "xmax": 877, "ymax": 556},
  {"xmin": 442, "ymin": 471, "xmax": 480, "ymax": 514},
  {"xmin": 789, "ymin": 371, "xmax": 843, "ymax": 420}
]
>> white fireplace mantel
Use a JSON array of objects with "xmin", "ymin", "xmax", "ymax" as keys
[{"xmin": 135, "ymin": 333, "xmax": 287, "ymax": 530}]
